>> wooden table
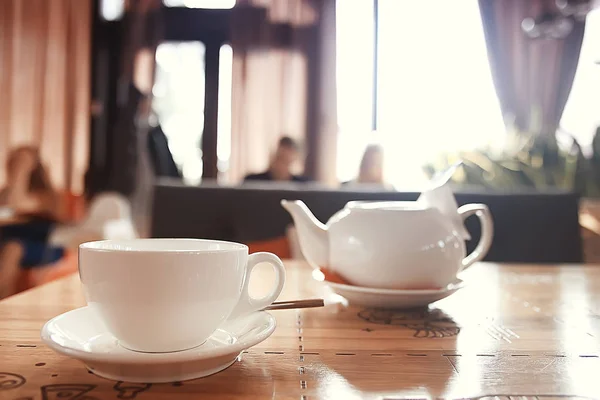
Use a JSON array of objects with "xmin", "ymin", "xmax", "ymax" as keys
[{"xmin": 1, "ymin": 261, "xmax": 600, "ymax": 400}]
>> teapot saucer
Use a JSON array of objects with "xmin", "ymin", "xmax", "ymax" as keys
[
  {"xmin": 41, "ymin": 306, "xmax": 276, "ymax": 383},
  {"xmin": 314, "ymin": 271, "xmax": 464, "ymax": 309}
]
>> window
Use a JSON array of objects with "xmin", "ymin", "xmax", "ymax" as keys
[
  {"xmin": 152, "ymin": 42, "xmax": 206, "ymax": 184},
  {"xmin": 560, "ymin": 9, "xmax": 600, "ymax": 155},
  {"xmin": 336, "ymin": 0, "xmax": 505, "ymax": 188},
  {"xmin": 217, "ymin": 44, "xmax": 233, "ymax": 180},
  {"xmin": 336, "ymin": 0, "xmax": 375, "ymax": 184},
  {"xmin": 99, "ymin": 0, "xmax": 125, "ymax": 21},
  {"xmin": 153, "ymin": 4, "xmax": 233, "ymax": 183}
]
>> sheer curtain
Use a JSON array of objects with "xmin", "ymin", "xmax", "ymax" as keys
[
  {"xmin": 479, "ymin": 0, "xmax": 585, "ymax": 138},
  {"xmin": 0, "ymin": 0, "xmax": 91, "ymax": 193},
  {"xmin": 335, "ymin": 0, "xmax": 374, "ymax": 184},
  {"xmin": 560, "ymin": 8, "xmax": 600, "ymax": 153},
  {"xmin": 336, "ymin": 0, "xmax": 505, "ymax": 189},
  {"xmin": 228, "ymin": 0, "xmax": 316, "ymax": 183}
]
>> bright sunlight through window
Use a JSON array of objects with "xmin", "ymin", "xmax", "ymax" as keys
[
  {"xmin": 217, "ymin": 44, "xmax": 233, "ymax": 181},
  {"xmin": 152, "ymin": 42, "xmax": 206, "ymax": 185},
  {"xmin": 560, "ymin": 8, "xmax": 600, "ymax": 155},
  {"xmin": 336, "ymin": 0, "xmax": 505, "ymax": 189}
]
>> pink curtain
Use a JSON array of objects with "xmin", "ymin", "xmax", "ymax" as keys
[
  {"xmin": 479, "ymin": 0, "xmax": 585, "ymax": 136},
  {"xmin": 0, "ymin": 0, "xmax": 91, "ymax": 193},
  {"xmin": 228, "ymin": 0, "xmax": 336, "ymax": 183}
]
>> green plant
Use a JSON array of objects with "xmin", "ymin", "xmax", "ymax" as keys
[{"xmin": 422, "ymin": 126, "xmax": 600, "ymax": 197}]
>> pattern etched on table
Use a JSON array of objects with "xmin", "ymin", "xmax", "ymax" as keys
[
  {"xmin": 0, "ymin": 372, "xmax": 26, "ymax": 391},
  {"xmin": 113, "ymin": 381, "xmax": 152, "ymax": 399},
  {"xmin": 4, "ymin": 262, "xmax": 600, "ymax": 399},
  {"xmin": 358, "ymin": 308, "xmax": 460, "ymax": 338},
  {"xmin": 41, "ymin": 383, "xmax": 98, "ymax": 400}
]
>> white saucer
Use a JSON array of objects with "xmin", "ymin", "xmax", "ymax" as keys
[
  {"xmin": 323, "ymin": 279, "xmax": 465, "ymax": 309},
  {"xmin": 41, "ymin": 306, "xmax": 276, "ymax": 383}
]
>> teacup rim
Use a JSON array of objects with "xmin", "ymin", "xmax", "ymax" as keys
[{"xmin": 79, "ymin": 238, "xmax": 248, "ymax": 254}]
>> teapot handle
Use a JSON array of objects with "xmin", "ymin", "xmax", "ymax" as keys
[{"xmin": 458, "ymin": 204, "xmax": 494, "ymax": 271}]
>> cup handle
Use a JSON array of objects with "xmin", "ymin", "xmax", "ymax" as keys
[
  {"xmin": 458, "ymin": 204, "xmax": 494, "ymax": 271},
  {"xmin": 227, "ymin": 252, "xmax": 286, "ymax": 320}
]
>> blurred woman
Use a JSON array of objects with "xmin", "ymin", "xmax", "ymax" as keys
[
  {"xmin": 0, "ymin": 146, "xmax": 66, "ymax": 298},
  {"xmin": 344, "ymin": 144, "xmax": 393, "ymax": 189},
  {"xmin": 357, "ymin": 144, "xmax": 385, "ymax": 184}
]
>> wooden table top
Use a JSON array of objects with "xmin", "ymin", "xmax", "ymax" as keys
[{"xmin": 1, "ymin": 261, "xmax": 600, "ymax": 400}]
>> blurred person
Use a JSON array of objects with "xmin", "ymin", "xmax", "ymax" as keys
[
  {"xmin": 244, "ymin": 136, "xmax": 309, "ymax": 182},
  {"xmin": 0, "ymin": 146, "xmax": 67, "ymax": 298},
  {"xmin": 343, "ymin": 144, "xmax": 394, "ymax": 189},
  {"xmin": 147, "ymin": 123, "xmax": 182, "ymax": 179}
]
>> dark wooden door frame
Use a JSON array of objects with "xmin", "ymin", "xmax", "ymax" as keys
[
  {"xmin": 163, "ymin": 7, "xmax": 231, "ymax": 180},
  {"xmin": 87, "ymin": 0, "xmax": 124, "ymax": 197},
  {"xmin": 89, "ymin": 5, "xmax": 231, "ymax": 192}
]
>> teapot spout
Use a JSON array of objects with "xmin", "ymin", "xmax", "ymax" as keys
[{"xmin": 281, "ymin": 200, "xmax": 329, "ymax": 267}]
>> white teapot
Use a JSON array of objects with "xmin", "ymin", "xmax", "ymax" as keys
[{"xmin": 281, "ymin": 164, "xmax": 493, "ymax": 290}]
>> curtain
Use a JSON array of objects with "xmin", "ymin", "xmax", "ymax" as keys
[
  {"xmin": 229, "ymin": 0, "xmax": 334, "ymax": 183},
  {"xmin": 0, "ymin": 0, "xmax": 91, "ymax": 193},
  {"xmin": 304, "ymin": 0, "xmax": 337, "ymax": 185},
  {"xmin": 479, "ymin": 0, "xmax": 586, "ymax": 136}
]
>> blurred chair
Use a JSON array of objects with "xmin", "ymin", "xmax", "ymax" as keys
[
  {"xmin": 286, "ymin": 225, "xmax": 303, "ymax": 260},
  {"xmin": 49, "ymin": 192, "xmax": 138, "ymax": 248},
  {"xmin": 245, "ymin": 225, "xmax": 301, "ymax": 260},
  {"xmin": 17, "ymin": 192, "xmax": 138, "ymax": 293},
  {"xmin": 246, "ymin": 236, "xmax": 292, "ymax": 259}
]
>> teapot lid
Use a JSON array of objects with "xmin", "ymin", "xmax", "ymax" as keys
[{"xmin": 417, "ymin": 161, "xmax": 471, "ymax": 240}]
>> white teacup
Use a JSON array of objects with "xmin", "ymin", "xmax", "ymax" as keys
[{"xmin": 79, "ymin": 239, "xmax": 286, "ymax": 353}]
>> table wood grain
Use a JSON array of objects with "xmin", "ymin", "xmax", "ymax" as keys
[{"xmin": 1, "ymin": 261, "xmax": 600, "ymax": 400}]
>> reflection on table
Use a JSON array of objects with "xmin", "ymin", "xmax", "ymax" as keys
[{"xmin": 0, "ymin": 261, "xmax": 599, "ymax": 399}]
